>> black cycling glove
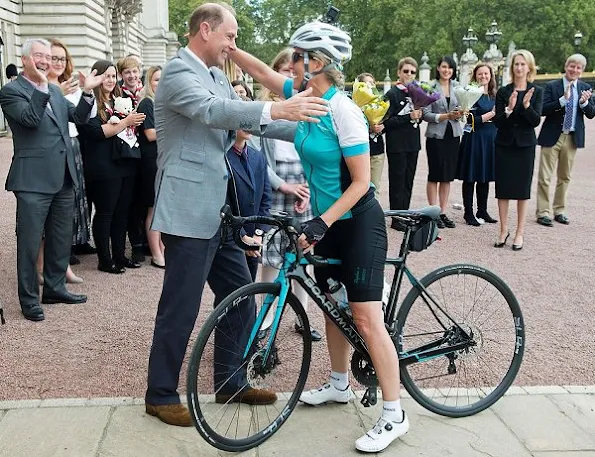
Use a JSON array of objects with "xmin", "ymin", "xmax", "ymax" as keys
[{"xmin": 299, "ymin": 217, "xmax": 328, "ymax": 245}]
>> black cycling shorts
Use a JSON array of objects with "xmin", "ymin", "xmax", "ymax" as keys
[{"xmin": 313, "ymin": 200, "xmax": 387, "ymax": 302}]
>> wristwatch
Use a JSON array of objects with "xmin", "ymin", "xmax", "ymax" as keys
[
  {"xmin": 254, "ymin": 228, "xmax": 264, "ymax": 237},
  {"xmin": 82, "ymin": 90, "xmax": 94, "ymax": 98}
]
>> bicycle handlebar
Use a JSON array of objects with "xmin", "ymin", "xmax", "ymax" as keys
[{"xmin": 219, "ymin": 205, "xmax": 330, "ymax": 267}]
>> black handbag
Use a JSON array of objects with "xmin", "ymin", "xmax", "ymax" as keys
[{"xmin": 112, "ymin": 136, "xmax": 141, "ymax": 161}]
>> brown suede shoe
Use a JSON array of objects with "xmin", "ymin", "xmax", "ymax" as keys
[
  {"xmin": 215, "ymin": 387, "xmax": 278, "ymax": 405},
  {"xmin": 145, "ymin": 403, "xmax": 193, "ymax": 427}
]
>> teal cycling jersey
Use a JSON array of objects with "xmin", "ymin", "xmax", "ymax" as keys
[{"xmin": 283, "ymin": 79, "xmax": 374, "ymax": 219}]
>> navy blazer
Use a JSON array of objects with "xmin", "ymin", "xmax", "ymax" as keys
[
  {"xmin": 226, "ymin": 144, "xmax": 272, "ymax": 236},
  {"xmin": 537, "ymin": 79, "xmax": 595, "ymax": 149},
  {"xmin": 494, "ymin": 82, "xmax": 543, "ymax": 148}
]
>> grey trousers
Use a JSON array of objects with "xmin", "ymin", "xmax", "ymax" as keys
[{"xmin": 15, "ymin": 178, "xmax": 74, "ymax": 309}]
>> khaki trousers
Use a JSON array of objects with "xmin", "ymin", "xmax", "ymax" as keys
[
  {"xmin": 370, "ymin": 154, "xmax": 385, "ymax": 199},
  {"xmin": 536, "ymin": 133, "xmax": 577, "ymax": 218}
]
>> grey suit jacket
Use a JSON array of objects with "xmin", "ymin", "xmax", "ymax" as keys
[
  {"xmin": 152, "ymin": 48, "xmax": 295, "ymax": 239},
  {"xmin": 0, "ymin": 75, "xmax": 93, "ymax": 193},
  {"xmin": 422, "ymin": 79, "xmax": 463, "ymax": 139}
]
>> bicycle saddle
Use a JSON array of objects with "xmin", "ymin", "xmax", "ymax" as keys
[{"xmin": 384, "ymin": 206, "xmax": 441, "ymax": 222}]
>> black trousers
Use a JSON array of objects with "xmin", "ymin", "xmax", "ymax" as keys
[
  {"xmin": 127, "ymin": 163, "xmax": 147, "ymax": 250},
  {"xmin": 145, "ymin": 229, "xmax": 255, "ymax": 405},
  {"xmin": 15, "ymin": 175, "xmax": 74, "ymax": 309},
  {"xmin": 387, "ymin": 150, "xmax": 419, "ymax": 210},
  {"xmin": 86, "ymin": 176, "xmax": 135, "ymax": 265}
]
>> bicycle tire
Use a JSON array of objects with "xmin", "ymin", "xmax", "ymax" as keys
[
  {"xmin": 396, "ymin": 264, "xmax": 524, "ymax": 417},
  {"xmin": 187, "ymin": 282, "xmax": 312, "ymax": 452}
]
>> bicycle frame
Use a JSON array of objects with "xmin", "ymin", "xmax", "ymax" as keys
[{"xmin": 244, "ymin": 226, "xmax": 474, "ymax": 370}]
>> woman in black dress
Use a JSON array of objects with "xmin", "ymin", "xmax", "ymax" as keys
[
  {"xmin": 383, "ymin": 57, "xmax": 422, "ymax": 229},
  {"xmin": 79, "ymin": 60, "xmax": 146, "ymax": 273},
  {"xmin": 493, "ymin": 50, "xmax": 543, "ymax": 250},
  {"xmin": 457, "ymin": 62, "xmax": 498, "ymax": 226},
  {"xmin": 137, "ymin": 66, "xmax": 164, "ymax": 268},
  {"xmin": 422, "ymin": 56, "xmax": 463, "ymax": 229}
]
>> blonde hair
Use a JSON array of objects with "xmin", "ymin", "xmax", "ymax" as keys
[
  {"xmin": 565, "ymin": 53, "xmax": 587, "ymax": 69},
  {"xmin": 398, "ymin": 57, "xmax": 418, "ymax": 72},
  {"xmin": 509, "ymin": 49, "xmax": 537, "ymax": 83},
  {"xmin": 308, "ymin": 50, "xmax": 343, "ymax": 87},
  {"xmin": 260, "ymin": 48, "xmax": 292, "ymax": 102},
  {"xmin": 141, "ymin": 66, "xmax": 162, "ymax": 101},
  {"xmin": 117, "ymin": 56, "xmax": 141, "ymax": 74}
]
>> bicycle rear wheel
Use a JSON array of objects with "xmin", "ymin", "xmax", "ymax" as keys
[
  {"xmin": 187, "ymin": 282, "xmax": 312, "ymax": 452},
  {"xmin": 396, "ymin": 264, "xmax": 524, "ymax": 417}
]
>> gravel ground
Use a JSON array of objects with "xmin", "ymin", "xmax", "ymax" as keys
[{"xmin": 1, "ymin": 121, "xmax": 594, "ymax": 401}]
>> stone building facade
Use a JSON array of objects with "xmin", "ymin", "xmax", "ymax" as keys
[
  {"xmin": 0, "ymin": 0, "xmax": 179, "ymax": 131},
  {"xmin": 0, "ymin": 0, "xmax": 179, "ymax": 78}
]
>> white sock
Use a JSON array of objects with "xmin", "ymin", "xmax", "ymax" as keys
[
  {"xmin": 329, "ymin": 371, "xmax": 349, "ymax": 391},
  {"xmin": 382, "ymin": 400, "xmax": 403, "ymax": 423}
]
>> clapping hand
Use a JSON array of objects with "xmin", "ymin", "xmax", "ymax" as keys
[
  {"xmin": 79, "ymin": 69, "xmax": 105, "ymax": 93},
  {"xmin": 580, "ymin": 89, "xmax": 593, "ymax": 105},
  {"xmin": 125, "ymin": 111, "xmax": 146, "ymax": 127},
  {"xmin": 522, "ymin": 87, "xmax": 535, "ymax": 109},
  {"xmin": 565, "ymin": 82, "xmax": 573, "ymax": 100},
  {"xmin": 507, "ymin": 90, "xmax": 518, "ymax": 111}
]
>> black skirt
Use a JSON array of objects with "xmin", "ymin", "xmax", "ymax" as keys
[
  {"xmin": 140, "ymin": 156, "xmax": 158, "ymax": 207},
  {"xmin": 426, "ymin": 123, "xmax": 460, "ymax": 182},
  {"xmin": 495, "ymin": 144, "xmax": 535, "ymax": 200}
]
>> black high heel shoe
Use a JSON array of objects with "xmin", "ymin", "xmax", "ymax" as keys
[
  {"xmin": 512, "ymin": 236, "xmax": 524, "ymax": 251},
  {"xmin": 494, "ymin": 232, "xmax": 510, "ymax": 248}
]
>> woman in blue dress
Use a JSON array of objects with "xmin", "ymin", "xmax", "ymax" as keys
[{"xmin": 457, "ymin": 63, "xmax": 498, "ymax": 226}]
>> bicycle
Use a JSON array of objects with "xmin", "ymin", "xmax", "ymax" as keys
[{"xmin": 186, "ymin": 204, "xmax": 525, "ymax": 452}]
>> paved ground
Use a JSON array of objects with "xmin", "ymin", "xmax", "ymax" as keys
[
  {"xmin": 1, "ymin": 120, "xmax": 595, "ymax": 401},
  {"xmin": 1, "ymin": 387, "xmax": 594, "ymax": 457}
]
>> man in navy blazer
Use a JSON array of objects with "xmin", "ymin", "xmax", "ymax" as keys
[
  {"xmin": 227, "ymin": 120, "xmax": 272, "ymax": 280},
  {"xmin": 536, "ymin": 54, "xmax": 595, "ymax": 226}
]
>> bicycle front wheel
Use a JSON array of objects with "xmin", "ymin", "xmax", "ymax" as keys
[
  {"xmin": 187, "ymin": 282, "xmax": 312, "ymax": 452},
  {"xmin": 396, "ymin": 264, "xmax": 524, "ymax": 417}
]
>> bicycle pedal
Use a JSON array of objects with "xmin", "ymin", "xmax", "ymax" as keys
[{"xmin": 361, "ymin": 387, "xmax": 377, "ymax": 407}]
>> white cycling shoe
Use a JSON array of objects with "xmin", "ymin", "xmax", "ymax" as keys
[
  {"xmin": 355, "ymin": 412, "xmax": 410, "ymax": 453},
  {"xmin": 299, "ymin": 383, "xmax": 353, "ymax": 406}
]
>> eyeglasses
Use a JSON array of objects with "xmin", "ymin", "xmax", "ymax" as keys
[
  {"xmin": 51, "ymin": 56, "xmax": 67, "ymax": 64},
  {"xmin": 402, "ymin": 69, "xmax": 417, "ymax": 75},
  {"xmin": 291, "ymin": 52, "xmax": 304, "ymax": 63}
]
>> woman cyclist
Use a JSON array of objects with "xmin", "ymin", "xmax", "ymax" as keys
[{"xmin": 231, "ymin": 22, "xmax": 408, "ymax": 453}]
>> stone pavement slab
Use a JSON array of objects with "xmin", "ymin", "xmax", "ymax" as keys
[
  {"xmin": 1, "ymin": 392, "xmax": 595, "ymax": 457},
  {"xmin": 492, "ymin": 395, "xmax": 595, "ymax": 452},
  {"xmin": 0, "ymin": 406, "xmax": 111, "ymax": 457}
]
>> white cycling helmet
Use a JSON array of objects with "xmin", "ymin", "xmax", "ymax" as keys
[{"xmin": 289, "ymin": 21, "xmax": 352, "ymax": 67}]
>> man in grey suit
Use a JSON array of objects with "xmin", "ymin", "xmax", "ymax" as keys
[
  {"xmin": 0, "ymin": 38, "xmax": 105, "ymax": 322},
  {"xmin": 144, "ymin": 2, "xmax": 328, "ymax": 427}
]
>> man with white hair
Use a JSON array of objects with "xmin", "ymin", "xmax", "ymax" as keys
[
  {"xmin": 0, "ymin": 38, "xmax": 104, "ymax": 321},
  {"xmin": 536, "ymin": 54, "xmax": 595, "ymax": 226}
]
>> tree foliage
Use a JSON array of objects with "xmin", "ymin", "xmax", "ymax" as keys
[{"xmin": 168, "ymin": 0, "xmax": 595, "ymax": 80}]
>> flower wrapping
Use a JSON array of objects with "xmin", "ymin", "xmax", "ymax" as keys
[
  {"xmin": 454, "ymin": 84, "xmax": 484, "ymax": 113},
  {"xmin": 406, "ymin": 81, "xmax": 441, "ymax": 109},
  {"xmin": 352, "ymin": 80, "xmax": 390, "ymax": 126}
]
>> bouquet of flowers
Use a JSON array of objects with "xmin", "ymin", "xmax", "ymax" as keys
[
  {"xmin": 352, "ymin": 80, "xmax": 390, "ymax": 130},
  {"xmin": 406, "ymin": 81, "xmax": 441, "ymax": 109},
  {"xmin": 454, "ymin": 83, "xmax": 484, "ymax": 114}
]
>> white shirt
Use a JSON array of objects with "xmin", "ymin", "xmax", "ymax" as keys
[
  {"xmin": 184, "ymin": 47, "xmax": 272, "ymax": 124},
  {"xmin": 273, "ymin": 138, "xmax": 300, "ymax": 162},
  {"xmin": 65, "ymin": 88, "xmax": 81, "ymax": 138}
]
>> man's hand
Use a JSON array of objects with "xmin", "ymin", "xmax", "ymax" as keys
[
  {"xmin": 59, "ymin": 76, "xmax": 79, "ymax": 96},
  {"xmin": 522, "ymin": 87, "xmax": 535, "ymax": 109},
  {"xmin": 79, "ymin": 69, "xmax": 105, "ymax": 93},
  {"xmin": 242, "ymin": 235, "xmax": 261, "ymax": 257},
  {"xmin": 24, "ymin": 56, "xmax": 48, "ymax": 85},
  {"xmin": 565, "ymin": 82, "xmax": 573, "ymax": 100},
  {"xmin": 270, "ymin": 87, "xmax": 329, "ymax": 123},
  {"xmin": 580, "ymin": 89, "xmax": 592, "ymax": 105},
  {"xmin": 279, "ymin": 182, "xmax": 310, "ymax": 200},
  {"xmin": 125, "ymin": 111, "xmax": 146, "ymax": 127}
]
